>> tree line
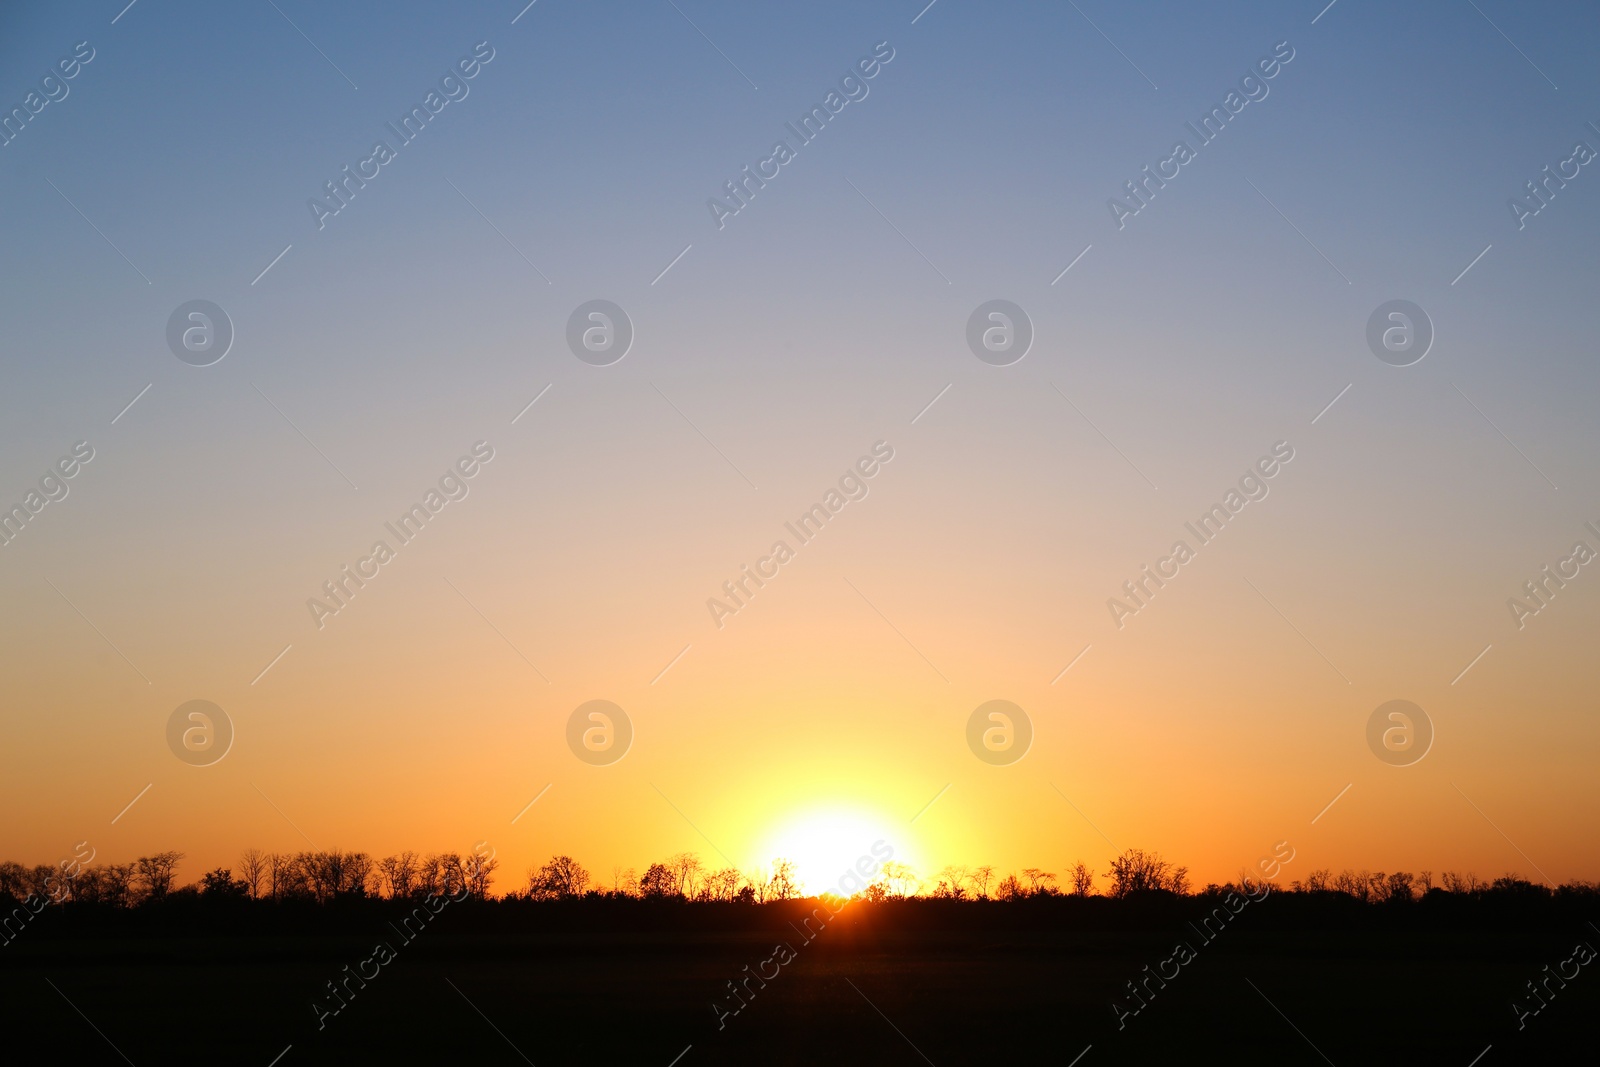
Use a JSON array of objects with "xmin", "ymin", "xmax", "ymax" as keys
[
  {"xmin": 5, "ymin": 845, "xmax": 1594, "ymax": 910},
  {"xmin": 0, "ymin": 848, "xmax": 497, "ymax": 908}
]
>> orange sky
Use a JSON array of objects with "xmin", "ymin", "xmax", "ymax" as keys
[{"xmin": 7, "ymin": 372, "xmax": 1597, "ymax": 893}]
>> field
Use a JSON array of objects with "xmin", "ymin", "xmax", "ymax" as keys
[{"xmin": 5, "ymin": 897, "xmax": 1595, "ymax": 1064}]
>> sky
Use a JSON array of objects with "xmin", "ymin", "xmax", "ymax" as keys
[{"xmin": 3, "ymin": 0, "xmax": 1599, "ymax": 894}]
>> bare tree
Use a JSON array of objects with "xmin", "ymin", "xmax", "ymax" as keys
[
  {"xmin": 1069, "ymin": 862, "xmax": 1094, "ymax": 896},
  {"xmin": 1383, "ymin": 871, "xmax": 1416, "ymax": 903},
  {"xmin": 669, "ymin": 853, "xmax": 705, "ymax": 899},
  {"xmin": 238, "ymin": 850, "xmax": 267, "ymax": 900},
  {"xmin": 417, "ymin": 854, "xmax": 447, "ymax": 898},
  {"xmin": 134, "ymin": 851, "xmax": 184, "ymax": 901},
  {"xmin": 741, "ymin": 868, "xmax": 767, "ymax": 902},
  {"xmin": 285, "ymin": 850, "xmax": 373, "ymax": 901},
  {"xmin": 439, "ymin": 853, "xmax": 467, "ymax": 898},
  {"xmin": 294, "ymin": 851, "xmax": 331, "ymax": 903},
  {"xmin": 24, "ymin": 865, "xmax": 52, "ymax": 902},
  {"xmin": 0, "ymin": 861, "xmax": 28, "ymax": 899},
  {"xmin": 766, "ymin": 859, "xmax": 800, "ymax": 900},
  {"xmin": 528, "ymin": 855, "xmax": 590, "ymax": 899},
  {"xmin": 1018, "ymin": 868, "xmax": 1061, "ymax": 896},
  {"xmin": 704, "ymin": 867, "xmax": 743, "ymax": 901},
  {"xmin": 265, "ymin": 853, "xmax": 289, "ymax": 900},
  {"xmin": 463, "ymin": 849, "xmax": 498, "ymax": 900},
  {"xmin": 279, "ymin": 853, "xmax": 314, "ymax": 900},
  {"xmin": 971, "ymin": 865, "xmax": 995, "ymax": 899},
  {"xmin": 995, "ymin": 873, "xmax": 1024, "ymax": 900},
  {"xmin": 1105, "ymin": 849, "xmax": 1184, "ymax": 898},
  {"xmin": 934, "ymin": 865, "xmax": 970, "ymax": 899},
  {"xmin": 71, "ymin": 867, "xmax": 105, "ymax": 904},
  {"xmin": 1367, "ymin": 871, "xmax": 1388, "ymax": 902},
  {"xmin": 878, "ymin": 861, "xmax": 919, "ymax": 899},
  {"xmin": 102, "ymin": 863, "xmax": 135, "ymax": 907},
  {"xmin": 640, "ymin": 863, "xmax": 675, "ymax": 898},
  {"xmin": 378, "ymin": 852, "xmax": 419, "ymax": 899},
  {"xmin": 342, "ymin": 852, "xmax": 375, "ymax": 897},
  {"xmin": 611, "ymin": 866, "xmax": 639, "ymax": 897},
  {"xmin": 36, "ymin": 862, "xmax": 79, "ymax": 904},
  {"xmin": 38, "ymin": 866, "xmax": 71, "ymax": 904},
  {"xmin": 1332, "ymin": 869, "xmax": 1371, "ymax": 901}
]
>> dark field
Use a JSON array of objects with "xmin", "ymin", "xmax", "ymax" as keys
[{"xmin": 5, "ymin": 898, "xmax": 1596, "ymax": 1065}]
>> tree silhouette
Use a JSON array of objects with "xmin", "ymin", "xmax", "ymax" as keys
[
  {"xmin": 265, "ymin": 853, "xmax": 290, "ymax": 901},
  {"xmin": 377, "ymin": 851, "xmax": 419, "ymax": 899},
  {"xmin": 200, "ymin": 868, "xmax": 248, "ymax": 898},
  {"xmin": 528, "ymin": 855, "xmax": 590, "ymax": 899},
  {"xmin": 462, "ymin": 850, "xmax": 498, "ymax": 899},
  {"xmin": 668, "ymin": 853, "xmax": 704, "ymax": 898},
  {"xmin": 878, "ymin": 861, "xmax": 920, "ymax": 899},
  {"xmin": 765, "ymin": 859, "xmax": 800, "ymax": 900},
  {"xmin": 1106, "ymin": 849, "xmax": 1186, "ymax": 898},
  {"xmin": 704, "ymin": 867, "xmax": 743, "ymax": 901},
  {"xmin": 4, "ymin": 843, "xmax": 1587, "ymax": 915},
  {"xmin": 1383, "ymin": 871, "xmax": 1416, "ymax": 903},
  {"xmin": 102, "ymin": 863, "xmax": 135, "ymax": 907},
  {"xmin": 134, "ymin": 851, "xmax": 184, "ymax": 901},
  {"xmin": 237, "ymin": 849, "xmax": 267, "ymax": 900},
  {"xmin": 416, "ymin": 853, "xmax": 448, "ymax": 897},
  {"xmin": 1298, "ymin": 868, "xmax": 1332, "ymax": 893},
  {"xmin": 1021, "ymin": 868, "xmax": 1059, "ymax": 896},
  {"xmin": 933, "ymin": 865, "xmax": 970, "ymax": 899},
  {"xmin": 639, "ymin": 862, "xmax": 675, "ymax": 898}
]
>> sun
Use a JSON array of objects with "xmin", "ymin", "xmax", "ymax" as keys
[{"xmin": 759, "ymin": 808, "xmax": 906, "ymax": 896}]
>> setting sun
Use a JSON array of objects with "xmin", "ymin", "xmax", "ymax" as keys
[{"xmin": 760, "ymin": 808, "xmax": 905, "ymax": 896}]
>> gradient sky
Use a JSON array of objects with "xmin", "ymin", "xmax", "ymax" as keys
[{"xmin": 3, "ymin": 0, "xmax": 1599, "ymax": 893}]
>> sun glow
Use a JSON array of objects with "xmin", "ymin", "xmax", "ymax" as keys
[{"xmin": 760, "ymin": 808, "xmax": 906, "ymax": 896}]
